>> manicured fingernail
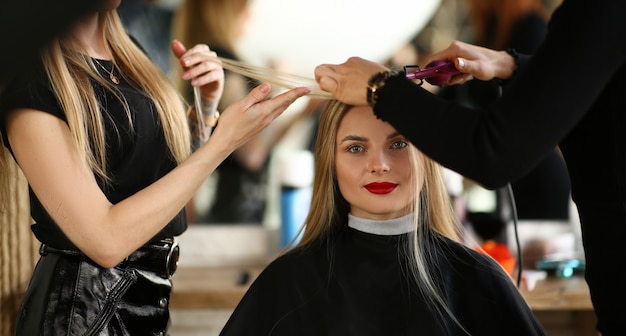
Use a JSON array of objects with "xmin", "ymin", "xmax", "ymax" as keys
[
  {"xmin": 259, "ymin": 84, "xmax": 270, "ymax": 93},
  {"xmin": 458, "ymin": 58, "xmax": 465, "ymax": 68}
]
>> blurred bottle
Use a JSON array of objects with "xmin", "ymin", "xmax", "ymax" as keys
[{"xmin": 278, "ymin": 150, "xmax": 314, "ymax": 247}]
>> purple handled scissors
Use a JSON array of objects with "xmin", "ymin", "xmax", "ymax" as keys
[{"xmin": 405, "ymin": 60, "xmax": 462, "ymax": 86}]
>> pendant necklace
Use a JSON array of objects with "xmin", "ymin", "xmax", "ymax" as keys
[{"xmin": 94, "ymin": 59, "xmax": 120, "ymax": 84}]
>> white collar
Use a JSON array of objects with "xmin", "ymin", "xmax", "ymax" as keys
[{"xmin": 348, "ymin": 213, "xmax": 415, "ymax": 236}]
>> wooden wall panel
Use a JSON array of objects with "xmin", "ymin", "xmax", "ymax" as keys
[{"xmin": 0, "ymin": 161, "xmax": 37, "ymax": 336}]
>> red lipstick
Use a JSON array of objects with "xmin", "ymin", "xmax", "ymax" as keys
[{"xmin": 364, "ymin": 182, "xmax": 398, "ymax": 194}]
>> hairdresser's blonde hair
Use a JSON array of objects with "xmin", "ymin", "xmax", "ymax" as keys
[
  {"xmin": 293, "ymin": 100, "xmax": 468, "ymax": 334},
  {"xmin": 41, "ymin": 10, "xmax": 190, "ymax": 183},
  {"xmin": 0, "ymin": 10, "xmax": 190, "ymax": 214}
]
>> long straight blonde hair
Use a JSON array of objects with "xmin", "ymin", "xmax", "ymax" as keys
[
  {"xmin": 296, "ymin": 100, "xmax": 460, "ymax": 243},
  {"xmin": 41, "ymin": 10, "xmax": 191, "ymax": 183},
  {"xmin": 0, "ymin": 10, "xmax": 190, "ymax": 213}
]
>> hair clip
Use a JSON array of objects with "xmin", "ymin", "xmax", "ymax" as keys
[{"xmin": 404, "ymin": 60, "xmax": 461, "ymax": 86}]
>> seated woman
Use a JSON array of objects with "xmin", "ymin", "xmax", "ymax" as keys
[{"xmin": 219, "ymin": 100, "xmax": 545, "ymax": 335}]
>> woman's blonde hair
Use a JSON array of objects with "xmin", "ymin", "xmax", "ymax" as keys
[
  {"xmin": 41, "ymin": 10, "xmax": 190, "ymax": 184},
  {"xmin": 297, "ymin": 100, "xmax": 460, "ymax": 243},
  {"xmin": 293, "ymin": 100, "xmax": 468, "ymax": 334}
]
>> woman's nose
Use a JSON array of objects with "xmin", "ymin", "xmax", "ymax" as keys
[{"xmin": 368, "ymin": 152, "xmax": 390, "ymax": 173}]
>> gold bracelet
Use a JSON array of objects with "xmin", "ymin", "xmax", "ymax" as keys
[
  {"xmin": 206, "ymin": 110, "xmax": 219, "ymax": 127},
  {"xmin": 187, "ymin": 106, "xmax": 219, "ymax": 128},
  {"xmin": 366, "ymin": 70, "xmax": 397, "ymax": 107}
]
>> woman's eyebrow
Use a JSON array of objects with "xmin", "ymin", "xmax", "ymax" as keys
[
  {"xmin": 339, "ymin": 134, "xmax": 368, "ymax": 143},
  {"xmin": 339, "ymin": 131, "xmax": 402, "ymax": 143}
]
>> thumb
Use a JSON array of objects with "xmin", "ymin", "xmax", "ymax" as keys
[
  {"xmin": 171, "ymin": 40, "xmax": 187, "ymax": 59},
  {"xmin": 455, "ymin": 57, "xmax": 469, "ymax": 74},
  {"xmin": 447, "ymin": 57, "xmax": 476, "ymax": 85}
]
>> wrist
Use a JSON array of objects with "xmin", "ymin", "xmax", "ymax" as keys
[
  {"xmin": 497, "ymin": 48, "xmax": 519, "ymax": 81},
  {"xmin": 199, "ymin": 98, "xmax": 218, "ymax": 115},
  {"xmin": 189, "ymin": 105, "xmax": 219, "ymax": 128},
  {"xmin": 366, "ymin": 70, "xmax": 398, "ymax": 107},
  {"xmin": 505, "ymin": 48, "xmax": 520, "ymax": 76}
]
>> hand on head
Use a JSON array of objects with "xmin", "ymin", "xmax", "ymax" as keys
[
  {"xmin": 314, "ymin": 57, "xmax": 388, "ymax": 106},
  {"xmin": 314, "ymin": 40, "xmax": 518, "ymax": 99}
]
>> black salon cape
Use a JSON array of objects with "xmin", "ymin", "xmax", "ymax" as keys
[{"xmin": 219, "ymin": 227, "xmax": 545, "ymax": 336}]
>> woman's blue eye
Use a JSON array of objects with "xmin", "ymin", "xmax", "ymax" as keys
[
  {"xmin": 392, "ymin": 140, "xmax": 408, "ymax": 149},
  {"xmin": 347, "ymin": 144, "xmax": 364, "ymax": 153}
]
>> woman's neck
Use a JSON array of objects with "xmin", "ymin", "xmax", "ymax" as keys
[{"xmin": 67, "ymin": 11, "xmax": 110, "ymax": 59}]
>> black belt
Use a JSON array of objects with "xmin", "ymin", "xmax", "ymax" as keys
[{"xmin": 39, "ymin": 238, "xmax": 180, "ymax": 279}]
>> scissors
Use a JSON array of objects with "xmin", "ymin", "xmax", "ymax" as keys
[{"xmin": 404, "ymin": 60, "xmax": 462, "ymax": 86}]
